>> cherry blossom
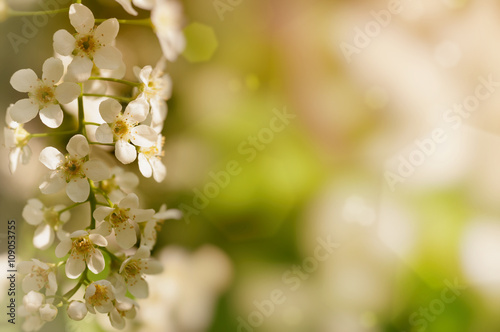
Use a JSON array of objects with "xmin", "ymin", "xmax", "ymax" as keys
[
  {"xmin": 85, "ymin": 280, "xmax": 116, "ymax": 314},
  {"xmin": 141, "ymin": 204, "xmax": 181, "ymax": 250},
  {"xmin": 119, "ymin": 246, "xmax": 163, "ymax": 298},
  {"xmin": 151, "ymin": 0, "xmax": 186, "ymax": 62},
  {"xmin": 67, "ymin": 301, "xmax": 88, "ymax": 321},
  {"xmin": 138, "ymin": 134, "xmax": 167, "ymax": 182},
  {"xmin": 4, "ymin": 105, "xmax": 32, "ymax": 174},
  {"xmin": 18, "ymin": 259, "xmax": 57, "ymax": 296}
]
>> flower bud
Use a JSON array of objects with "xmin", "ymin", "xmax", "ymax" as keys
[
  {"xmin": 67, "ymin": 301, "xmax": 87, "ymax": 321},
  {"xmin": 23, "ymin": 291, "xmax": 44, "ymax": 314},
  {"xmin": 39, "ymin": 303, "xmax": 58, "ymax": 322}
]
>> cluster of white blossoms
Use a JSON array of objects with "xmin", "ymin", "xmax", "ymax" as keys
[{"xmin": 4, "ymin": 2, "xmax": 185, "ymax": 331}]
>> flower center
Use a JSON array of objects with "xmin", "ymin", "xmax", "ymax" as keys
[
  {"xmin": 88, "ymin": 284, "xmax": 110, "ymax": 306},
  {"xmin": 123, "ymin": 261, "xmax": 140, "ymax": 280},
  {"xmin": 32, "ymin": 84, "xmax": 56, "ymax": 106},
  {"xmin": 75, "ymin": 33, "xmax": 99, "ymax": 57},
  {"xmin": 99, "ymin": 176, "xmax": 117, "ymax": 194},
  {"xmin": 112, "ymin": 119, "xmax": 131, "ymax": 140},
  {"xmin": 109, "ymin": 208, "xmax": 129, "ymax": 227},
  {"xmin": 15, "ymin": 126, "xmax": 30, "ymax": 147},
  {"xmin": 72, "ymin": 236, "xmax": 94, "ymax": 255},
  {"xmin": 62, "ymin": 156, "xmax": 85, "ymax": 181},
  {"xmin": 43, "ymin": 208, "xmax": 60, "ymax": 228}
]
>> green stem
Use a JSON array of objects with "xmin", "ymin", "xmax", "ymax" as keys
[
  {"xmin": 58, "ymin": 202, "xmax": 87, "ymax": 214},
  {"xmin": 83, "ymin": 93, "xmax": 132, "ymax": 103},
  {"xmin": 29, "ymin": 130, "xmax": 78, "ymax": 138},
  {"xmin": 88, "ymin": 181, "xmax": 98, "ymax": 229},
  {"xmin": 94, "ymin": 188, "xmax": 114, "ymax": 207},
  {"xmin": 8, "ymin": 8, "xmax": 69, "ymax": 17},
  {"xmin": 83, "ymin": 122, "xmax": 101, "ymax": 126},
  {"xmin": 77, "ymin": 91, "xmax": 85, "ymax": 135},
  {"xmin": 95, "ymin": 18, "xmax": 152, "ymax": 27},
  {"xmin": 88, "ymin": 77, "xmax": 142, "ymax": 87},
  {"xmin": 89, "ymin": 141, "xmax": 115, "ymax": 146},
  {"xmin": 62, "ymin": 271, "xmax": 87, "ymax": 302}
]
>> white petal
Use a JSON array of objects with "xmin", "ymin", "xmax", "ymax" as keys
[
  {"xmin": 84, "ymin": 160, "xmax": 110, "ymax": 181},
  {"xmin": 55, "ymin": 239, "xmax": 72, "ymax": 257},
  {"xmin": 130, "ymin": 208, "xmax": 155, "ymax": 222},
  {"xmin": 8, "ymin": 148, "xmax": 21, "ymax": 174},
  {"xmin": 39, "ymin": 172, "xmax": 65, "ymax": 194},
  {"xmin": 39, "ymin": 147, "xmax": 64, "ymax": 170},
  {"xmin": 95, "ymin": 18, "xmax": 119, "ymax": 44},
  {"xmin": 55, "ymin": 82, "xmax": 81, "ymax": 104},
  {"xmin": 142, "ymin": 259, "xmax": 163, "ymax": 274},
  {"xmin": 119, "ymin": 193, "xmax": 139, "ymax": 209},
  {"xmin": 133, "ymin": 246, "xmax": 150, "ymax": 259},
  {"xmin": 95, "ymin": 124, "xmax": 114, "ymax": 143},
  {"xmin": 154, "ymin": 208, "xmax": 182, "ymax": 220},
  {"xmin": 87, "ymin": 250, "xmax": 105, "ymax": 274},
  {"xmin": 124, "ymin": 98, "xmax": 149, "ymax": 123},
  {"xmin": 47, "ymin": 273, "xmax": 58, "ymax": 293},
  {"xmin": 138, "ymin": 154, "xmax": 152, "ymax": 178},
  {"xmin": 66, "ymin": 254, "xmax": 85, "ymax": 279},
  {"xmin": 115, "ymin": 140, "xmax": 137, "ymax": 164},
  {"xmin": 151, "ymin": 158, "xmax": 166, "ymax": 182},
  {"xmin": 66, "ymin": 178, "xmax": 90, "ymax": 203},
  {"xmin": 69, "ymin": 4, "xmax": 95, "ymax": 35},
  {"xmin": 115, "ymin": 226, "xmax": 136, "ymax": 249},
  {"xmin": 67, "ymin": 56, "xmax": 93, "ymax": 82},
  {"xmin": 22, "ymin": 274, "xmax": 41, "ymax": 293},
  {"xmin": 93, "ymin": 206, "xmax": 113, "ymax": 221},
  {"xmin": 133, "ymin": 0, "xmax": 155, "ymax": 10},
  {"xmin": 53, "ymin": 29, "xmax": 76, "ymax": 56},
  {"xmin": 95, "ymin": 222, "xmax": 112, "ymax": 237},
  {"xmin": 39, "ymin": 304, "xmax": 58, "ymax": 322},
  {"xmin": 66, "ymin": 134, "xmax": 89, "ymax": 158},
  {"xmin": 99, "ymin": 98, "xmax": 122, "ymax": 123},
  {"xmin": 39, "ymin": 105, "xmax": 63, "ymax": 128},
  {"xmin": 129, "ymin": 279, "xmax": 148, "ymax": 298},
  {"xmin": 115, "ymin": 0, "xmax": 138, "ymax": 15},
  {"xmin": 9, "ymin": 99, "xmax": 39, "ymax": 124},
  {"xmin": 21, "ymin": 145, "xmax": 32, "ymax": 165},
  {"xmin": 89, "ymin": 233, "xmax": 108, "ymax": 247},
  {"xmin": 42, "ymin": 57, "xmax": 64, "ymax": 84},
  {"xmin": 94, "ymin": 45, "xmax": 122, "ymax": 70},
  {"xmin": 17, "ymin": 261, "xmax": 34, "ymax": 275},
  {"xmin": 138, "ymin": 66, "xmax": 152, "ymax": 84},
  {"xmin": 10, "ymin": 69, "xmax": 38, "ymax": 93},
  {"xmin": 67, "ymin": 301, "xmax": 87, "ymax": 321},
  {"xmin": 22, "ymin": 199, "xmax": 44, "ymax": 225},
  {"xmin": 110, "ymin": 308, "xmax": 126, "ymax": 329},
  {"xmin": 130, "ymin": 125, "xmax": 157, "ymax": 147},
  {"xmin": 33, "ymin": 224, "xmax": 54, "ymax": 250}
]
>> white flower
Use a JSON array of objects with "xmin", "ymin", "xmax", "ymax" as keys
[
  {"xmin": 4, "ymin": 105, "xmax": 32, "ymax": 174},
  {"xmin": 85, "ymin": 280, "xmax": 116, "ymax": 314},
  {"xmin": 22, "ymin": 199, "xmax": 70, "ymax": 250},
  {"xmin": 119, "ymin": 246, "xmax": 163, "ymax": 298},
  {"xmin": 55, "ymin": 230, "xmax": 108, "ymax": 279},
  {"xmin": 53, "ymin": 4, "xmax": 122, "ymax": 82},
  {"xmin": 18, "ymin": 259, "xmax": 57, "ymax": 296},
  {"xmin": 109, "ymin": 298, "xmax": 138, "ymax": 329},
  {"xmin": 133, "ymin": 57, "xmax": 171, "ymax": 132},
  {"xmin": 97, "ymin": 166, "xmax": 139, "ymax": 203},
  {"xmin": 23, "ymin": 291, "xmax": 45, "ymax": 314},
  {"xmin": 39, "ymin": 134, "xmax": 110, "ymax": 202},
  {"xmin": 141, "ymin": 204, "xmax": 181, "ymax": 250},
  {"xmin": 151, "ymin": 0, "xmax": 186, "ymax": 62},
  {"xmin": 39, "ymin": 304, "xmax": 57, "ymax": 322},
  {"xmin": 95, "ymin": 98, "xmax": 158, "ymax": 164},
  {"xmin": 67, "ymin": 301, "xmax": 88, "ymax": 321},
  {"xmin": 94, "ymin": 193, "xmax": 155, "ymax": 249},
  {"xmin": 138, "ymin": 134, "xmax": 166, "ymax": 182},
  {"xmin": 115, "ymin": 0, "xmax": 155, "ymax": 16},
  {"xmin": 9, "ymin": 57, "xmax": 80, "ymax": 127}
]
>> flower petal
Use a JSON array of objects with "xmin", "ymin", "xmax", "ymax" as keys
[
  {"xmin": 9, "ymin": 99, "xmax": 39, "ymax": 124},
  {"xmin": 138, "ymin": 153, "xmax": 152, "ymax": 178},
  {"xmin": 99, "ymin": 98, "xmax": 122, "ymax": 122},
  {"xmin": 141, "ymin": 259, "xmax": 163, "ymax": 274},
  {"xmin": 69, "ymin": 4, "xmax": 95, "ymax": 35},
  {"xmin": 130, "ymin": 208, "xmax": 155, "ymax": 222},
  {"xmin": 10, "ymin": 69, "xmax": 38, "ymax": 93},
  {"xmin": 87, "ymin": 250, "xmax": 105, "ymax": 274},
  {"xmin": 151, "ymin": 158, "xmax": 166, "ymax": 182},
  {"xmin": 39, "ymin": 105, "xmax": 64, "ymax": 128},
  {"xmin": 67, "ymin": 56, "xmax": 93, "ymax": 82},
  {"xmin": 22, "ymin": 199, "xmax": 44, "ymax": 225},
  {"xmin": 67, "ymin": 134, "xmax": 89, "ymax": 158},
  {"xmin": 89, "ymin": 233, "xmax": 108, "ymax": 247},
  {"xmin": 94, "ymin": 45, "xmax": 122, "ymax": 70},
  {"xmin": 17, "ymin": 261, "xmax": 34, "ymax": 275},
  {"xmin": 95, "ymin": 18, "xmax": 119, "ymax": 44},
  {"xmin": 84, "ymin": 160, "xmax": 110, "ymax": 181},
  {"xmin": 130, "ymin": 125, "xmax": 157, "ymax": 147},
  {"xmin": 133, "ymin": 0, "xmax": 155, "ymax": 10},
  {"xmin": 115, "ymin": 0, "xmax": 138, "ymax": 15},
  {"xmin": 95, "ymin": 221, "xmax": 112, "ymax": 237},
  {"xmin": 55, "ymin": 82, "xmax": 81, "ymax": 104},
  {"xmin": 128, "ymin": 278, "xmax": 148, "ymax": 298},
  {"xmin": 93, "ymin": 206, "xmax": 113, "ymax": 221},
  {"xmin": 39, "ymin": 172, "xmax": 65, "ymax": 194},
  {"xmin": 133, "ymin": 245, "xmax": 150, "ymax": 259},
  {"xmin": 95, "ymin": 124, "xmax": 114, "ymax": 143},
  {"xmin": 115, "ymin": 140, "xmax": 137, "ymax": 164},
  {"xmin": 66, "ymin": 178, "xmax": 90, "ymax": 203},
  {"xmin": 115, "ymin": 225, "xmax": 136, "ymax": 249},
  {"xmin": 66, "ymin": 254, "xmax": 85, "ymax": 279},
  {"xmin": 110, "ymin": 308, "xmax": 126, "ymax": 329},
  {"xmin": 33, "ymin": 224, "xmax": 54, "ymax": 250},
  {"xmin": 119, "ymin": 193, "xmax": 139, "ymax": 209},
  {"xmin": 154, "ymin": 208, "xmax": 182, "ymax": 220},
  {"xmin": 53, "ymin": 29, "xmax": 76, "ymax": 56},
  {"xmin": 42, "ymin": 57, "xmax": 64, "ymax": 84},
  {"xmin": 39, "ymin": 147, "xmax": 64, "ymax": 170},
  {"xmin": 124, "ymin": 98, "xmax": 149, "ymax": 123}
]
